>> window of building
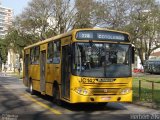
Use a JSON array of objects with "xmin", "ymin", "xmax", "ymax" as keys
[
  {"xmin": 0, "ymin": 19, "xmax": 4, "ymax": 22},
  {"xmin": 0, "ymin": 23, "xmax": 4, "ymax": 26}
]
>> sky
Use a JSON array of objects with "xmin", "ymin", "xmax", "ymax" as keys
[
  {"xmin": 1, "ymin": 0, "xmax": 160, "ymax": 17},
  {"xmin": 1, "ymin": 0, "xmax": 31, "ymax": 16}
]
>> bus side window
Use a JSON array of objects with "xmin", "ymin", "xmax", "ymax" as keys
[
  {"xmin": 30, "ymin": 48, "xmax": 34, "ymax": 64},
  {"xmin": 53, "ymin": 41, "xmax": 61, "ymax": 64},
  {"xmin": 47, "ymin": 42, "xmax": 54, "ymax": 63},
  {"xmin": 35, "ymin": 46, "xmax": 40, "ymax": 64},
  {"xmin": 30, "ymin": 46, "xmax": 40, "ymax": 64}
]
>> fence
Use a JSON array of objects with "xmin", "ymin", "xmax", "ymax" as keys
[{"xmin": 136, "ymin": 79, "xmax": 160, "ymax": 108}]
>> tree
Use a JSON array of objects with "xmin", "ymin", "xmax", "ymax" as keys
[
  {"xmin": 125, "ymin": 0, "xmax": 160, "ymax": 66},
  {"xmin": 16, "ymin": 0, "xmax": 76, "ymax": 41},
  {"xmin": 91, "ymin": 0, "xmax": 160, "ymax": 66},
  {"xmin": 0, "ymin": 39, "xmax": 8, "ymax": 71},
  {"xmin": 95, "ymin": 0, "xmax": 131, "ymax": 29},
  {"xmin": 73, "ymin": 0, "xmax": 96, "ymax": 28},
  {"xmin": 5, "ymin": 27, "xmax": 38, "ymax": 58},
  {"xmin": 7, "ymin": 0, "xmax": 160, "ymax": 68}
]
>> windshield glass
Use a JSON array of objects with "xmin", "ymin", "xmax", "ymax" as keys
[{"xmin": 72, "ymin": 43, "xmax": 131, "ymax": 78}]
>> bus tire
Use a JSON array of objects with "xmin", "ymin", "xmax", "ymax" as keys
[
  {"xmin": 53, "ymin": 85, "xmax": 62, "ymax": 105},
  {"xmin": 29, "ymin": 80, "xmax": 35, "ymax": 95}
]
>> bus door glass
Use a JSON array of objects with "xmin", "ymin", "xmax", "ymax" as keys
[
  {"xmin": 53, "ymin": 41, "xmax": 61, "ymax": 81},
  {"xmin": 25, "ymin": 54, "xmax": 29, "ymax": 86},
  {"xmin": 40, "ymin": 50, "xmax": 46, "ymax": 93},
  {"xmin": 61, "ymin": 45, "xmax": 71, "ymax": 99}
]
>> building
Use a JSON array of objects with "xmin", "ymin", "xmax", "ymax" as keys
[
  {"xmin": 0, "ymin": 5, "xmax": 13, "ymax": 38},
  {"xmin": 0, "ymin": 4, "xmax": 15, "ymax": 72},
  {"xmin": 150, "ymin": 49, "xmax": 160, "ymax": 60}
]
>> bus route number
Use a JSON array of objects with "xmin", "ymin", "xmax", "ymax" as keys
[{"xmin": 79, "ymin": 78, "xmax": 97, "ymax": 83}]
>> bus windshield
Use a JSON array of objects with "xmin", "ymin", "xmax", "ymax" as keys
[{"xmin": 72, "ymin": 43, "xmax": 131, "ymax": 78}]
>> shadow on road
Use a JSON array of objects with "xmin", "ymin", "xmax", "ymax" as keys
[
  {"xmin": 25, "ymin": 89, "xmax": 127, "ymax": 112},
  {"xmin": 0, "ymin": 77, "xmax": 54, "ymax": 120},
  {"xmin": 0, "ymin": 76, "xmax": 132, "ymax": 120}
]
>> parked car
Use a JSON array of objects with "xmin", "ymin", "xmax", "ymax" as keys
[{"xmin": 144, "ymin": 60, "xmax": 160, "ymax": 74}]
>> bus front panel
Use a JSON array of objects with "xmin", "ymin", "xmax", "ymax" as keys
[{"xmin": 69, "ymin": 75, "xmax": 132, "ymax": 103}]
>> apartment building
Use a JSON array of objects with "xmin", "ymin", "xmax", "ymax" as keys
[
  {"xmin": 0, "ymin": 5, "xmax": 13, "ymax": 38},
  {"xmin": 0, "ymin": 4, "xmax": 15, "ymax": 72}
]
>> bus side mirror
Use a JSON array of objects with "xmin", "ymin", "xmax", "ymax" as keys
[{"xmin": 132, "ymin": 47, "xmax": 135, "ymax": 64}]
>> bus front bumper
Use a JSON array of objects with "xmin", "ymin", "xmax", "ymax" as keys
[{"xmin": 70, "ymin": 91, "xmax": 132, "ymax": 103}]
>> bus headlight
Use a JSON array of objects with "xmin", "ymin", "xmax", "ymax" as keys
[
  {"xmin": 77, "ymin": 88, "xmax": 82, "ymax": 94},
  {"xmin": 120, "ymin": 88, "xmax": 131, "ymax": 95},
  {"xmin": 75, "ymin": 87, "xmax": 91, "ymax": 96}
]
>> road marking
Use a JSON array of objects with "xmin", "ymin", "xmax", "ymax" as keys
[{"xmin": 24, "ymin": 94, "xmax": 62, "ymax": 115}]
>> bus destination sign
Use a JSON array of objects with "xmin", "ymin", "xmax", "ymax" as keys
[
  {"xmin": 97, "ymin": 33, "xmax": 125, "ymax": 40},
  {"xmin": 76, "ymin": 30, "xmax": 129, "ymax": 42}
]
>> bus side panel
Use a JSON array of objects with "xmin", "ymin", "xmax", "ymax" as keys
[
  {"xmin": 32, "ymin": 80, "xmax": 40, "ymax": 92},
  {"xmin": 45, "ymin": 64, "xmax": 61, "ymax": 96},
  {"xmin": 29, "ymin": 65, "xmax": 40, "ymax": 91},
  {"xmin": 45, "ymin": 64, "xmax": 55, "ymax": 96},
  {"xmin": 45, "ymin": 83, "xmax": 53, "ymax": 96}
]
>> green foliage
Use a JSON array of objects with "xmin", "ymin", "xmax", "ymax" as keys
[
  {"xmin": 124, "ymin": 0, "xmax": 160, "ymax": 65},
  {"xmin": 74, "ymin": 0, "xmax": 95, "ymax": 28},
  {"xmin": 2, "ymin": 0, "xmax": 160, "ymax": 65},
  {"xmin": 133, "ymin": 77, "xmax": 160, "ymax": 108},
  {"xmin": 16, "ymin": 0, "xmax": 75, "ymax": 40},
  {"xmin": 4, "ymin": 27, "xmax": 39, "ymax": 58},
  {"xmin": 0, "ymin": 39, "xmax": 8, "ymax": 63}
]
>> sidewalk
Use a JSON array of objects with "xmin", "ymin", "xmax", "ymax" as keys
[
  {"xmin": 0, "ymin": 72, "xmax": 7, "ymax": 77},
  {"xmin": 1, "ymin": 71, "xmax": 23, "ymax": 79}
]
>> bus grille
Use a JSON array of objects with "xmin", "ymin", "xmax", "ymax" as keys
[{"xmin": 91, "ymin": 88, "xmax": 120, "ymax": 95}]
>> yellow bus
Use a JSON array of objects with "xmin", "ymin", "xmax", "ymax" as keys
[{"xmin": 23, "ymin": 28, "xmax": 134, "ymax": 105}]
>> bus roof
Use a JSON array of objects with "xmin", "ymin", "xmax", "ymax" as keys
[
  {"xmin": 24, "ymin": 28, "xmax": 130, "ymax": 50},
  {"xmin": 24, "ymin": 30, "xmax": 72, "ymax": 50}
]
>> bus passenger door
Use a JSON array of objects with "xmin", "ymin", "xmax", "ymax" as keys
[
  {"xmin": 40, "ymin": 50, "xmax": 46, "ymax": 93},
  {"xmin": 61, "ymin": 45, "xmax": 71, "ymax": 99},
  {"xmin": 24, "ymin": 54, "xmax": 29, "ymax": 86}
]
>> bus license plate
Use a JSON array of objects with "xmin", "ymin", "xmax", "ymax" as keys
[{"xmin": 101, "ymin": 97, "xmax": 111, "ymax": 100}]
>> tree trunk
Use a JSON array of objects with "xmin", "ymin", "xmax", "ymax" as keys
[{"xmin": 137, "ymin": 48, "xmax": 144, "ymax": 66}]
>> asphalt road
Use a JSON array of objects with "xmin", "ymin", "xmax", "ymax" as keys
[{"xmin": 0, "ymin": 73, "xmax": 159, "ymax": 120}]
